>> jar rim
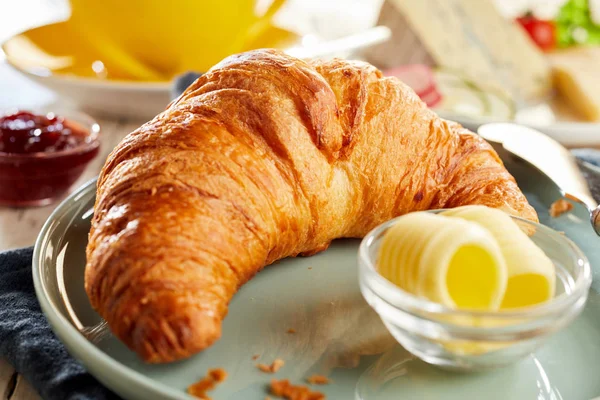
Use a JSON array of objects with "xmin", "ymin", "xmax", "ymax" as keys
[{"xmin": 0, "ymin": 107, "xmax": 101, "ymax": 160}]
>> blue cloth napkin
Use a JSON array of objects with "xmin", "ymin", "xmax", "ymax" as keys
[
  {"xmin": 0, "ymin": 247, "xmax": 119, "ymax": 400},
  {"xmin": 573, "ymin": 152, "xmax": 600, "ymax": 203},
  {"xmin": 572, "ymin": 149, "xmax": 600, "ymax": 168}
]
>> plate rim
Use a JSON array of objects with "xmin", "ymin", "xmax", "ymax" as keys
[
  {"xmin": 32, "ymin": 178, "xmax": 190, "ymax": 400},
  {"xmin": 31, "ymin": 174, "xmax": 600, "ymax": 400},
  {"xmin": 3, "ymin": 57, "xmax": 172, "ymax": 92}
]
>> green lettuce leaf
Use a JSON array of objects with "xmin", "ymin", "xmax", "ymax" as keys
[{"xmin": 556, "ymin": 0, "xmax": 600, "ymax": 46}]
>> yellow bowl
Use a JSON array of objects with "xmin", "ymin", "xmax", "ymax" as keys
[
  {"xmin": 1, "ymin": 15, "xmax": 298, "ymax": 119},
  {"xmin": 66, "ymin": 0, "xmax": 290, "ymax": 79},
  {"xmin": 3, "ymin": 19, "xmax": 299, "ymax": 83}
]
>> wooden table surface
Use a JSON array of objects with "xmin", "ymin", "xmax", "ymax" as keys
[{"xmin": 0, "ymin": 61, "xmax": 143, "ymax": 399}]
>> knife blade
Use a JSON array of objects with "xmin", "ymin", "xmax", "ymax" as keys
[{"xmin": 477, "ymin": 122, "xmax": 600, "ymax": 236}]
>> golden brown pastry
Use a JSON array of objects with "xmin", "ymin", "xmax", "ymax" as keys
[{"xmin": 85, "ymin": 49, "xmax": 536, "ymax": 363}]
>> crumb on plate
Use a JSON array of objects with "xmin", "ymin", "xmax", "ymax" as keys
[
  {"xmin": 253, "ymin": 354, "xmax": 260, "ymax": 360},
  {"xmin": 306, "ymin": 375, "xmax": 330, "ymax": 385},
  {"xmin": 549, "ymin": 199, "xmax": 573, "ymax": 218},
  {"xmin": 287, "ymin": 328, "xmax": 296, "ymax": 334},
  {"xmin": 187, "ymin": 368, "xmax": 227, "ymax": 399},
  {"xmin": 258, "ymin": 358, "xmax": 285, "ymax": 373},
  {"xmin": 270, "ymin": 379, "xmax": 325, "ymax": 400}
]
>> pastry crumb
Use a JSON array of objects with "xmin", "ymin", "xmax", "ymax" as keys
[
  {"xmin": 187, "ymin": 368, "xmax": 227, "ymax": 399},
  {"xmin": 306, "ymin": 375, "xmax": 330, "ymax": 385},
  {"xmin": 258, "ymin": 364, "xmax": 271, "ymax": 372},
  {"xmin": 272, "ymin": 359, "xmax": 285, "ymax": 372},
  {"xmin": 308, "ymin": 267, "xmax": 312, "ymax": 270},
  {"xmin": 253, "ymin": 354, "xmax": 260, "ymax": 360},
  {"xmin": 258, "ymin": 359, "xmax": 285, "ymax": 373},
  {"xmin": 209, "ymin": 369, "xmax": 227, "ymax": 382},
  {"xmin": 287, "ymin": 328, "xmax": 296, "ymax": 334},
  {"xmin": 549, "ymin": 199, "xmax": 573, "ymax": 218},
  {"xmin": 270, "ymin": 379, "xmax": 325, "ymax": 400}
]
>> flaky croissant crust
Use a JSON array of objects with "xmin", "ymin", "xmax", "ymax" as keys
[{"xmin": 85, "ymin": 49, "xmax": 536, "ymax": 363}]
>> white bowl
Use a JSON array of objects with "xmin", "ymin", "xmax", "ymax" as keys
[{"xmin": 4, "ymin": 66, "xmax": 172, "ymax": 120}]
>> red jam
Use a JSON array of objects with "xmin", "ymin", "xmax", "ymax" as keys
[
  {"xmin": 0, "ymin": 110, "xmax": 100, "ymax": 207},
  {"xmin": 0, "ymin": 111, "xmax": 90, "ymax": 154}
]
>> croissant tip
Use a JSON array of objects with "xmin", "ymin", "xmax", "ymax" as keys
[{"xmin": 126, "ymin": 311, "xmax": 223, "ymax": 364}]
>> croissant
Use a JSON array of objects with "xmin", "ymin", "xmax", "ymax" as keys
[{"xmin": 85, "ymin": 49, "xmax": 536, "ymax": 363}]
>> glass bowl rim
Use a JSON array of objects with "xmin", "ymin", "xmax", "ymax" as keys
[
  {"xmin": 358, "ymin": 209, "xmax": 592, "ymax": 320},
  {"xmin": 0, "ymin": 107, "xmax": 101, "ymax": 160}
]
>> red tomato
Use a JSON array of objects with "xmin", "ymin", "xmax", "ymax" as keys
[{"xmin": 517, "ymin": 16, "xmax": 556, "ymax": 51}]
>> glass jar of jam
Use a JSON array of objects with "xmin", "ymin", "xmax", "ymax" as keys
[{"xmin": 0, "ymin": 109, "xmax": 100, "ymax": 207}]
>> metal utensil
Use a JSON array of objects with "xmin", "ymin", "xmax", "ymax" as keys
[{"xmin": 478, "ymin": 123, "xmax": 600, "ymax": 236}]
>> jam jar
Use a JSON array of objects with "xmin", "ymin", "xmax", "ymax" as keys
[{"xmin": 0, "ymin": 109, "xmax": 100, "ymax": 206}]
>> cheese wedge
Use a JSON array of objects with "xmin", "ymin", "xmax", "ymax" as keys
[
  {"xmin": 549, "ymin": 47, "xmax": 600, "ymax": 122},
  {"xmin": 384, "ymin": 0, "xmax": 551, "ymax": 101}
]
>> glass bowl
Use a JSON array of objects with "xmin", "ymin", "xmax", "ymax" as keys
[
  {"xmin": 0, "ymin": 108, "xmax": 100, "ymax": 207},
  {"xmin": 358, "ymin": 210, "xmax": 592, "ymax": 371}
]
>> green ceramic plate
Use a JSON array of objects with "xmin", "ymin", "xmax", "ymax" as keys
[{"xmin": 33, "ymin": 156, "xmax": 600, "ymax": 400}]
